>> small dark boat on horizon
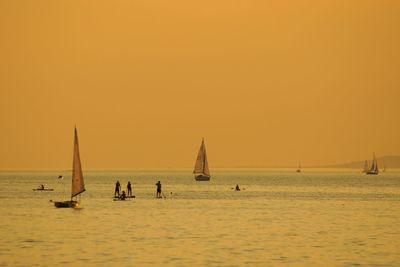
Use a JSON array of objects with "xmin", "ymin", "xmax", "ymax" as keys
[{"xmin": 366, "ymin": 153, "xmax": 379, "ymax": 175}]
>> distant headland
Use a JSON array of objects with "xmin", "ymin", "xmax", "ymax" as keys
[{"xmin": 321, "ymin": 155, "xmax": 400, "ymax": 169}]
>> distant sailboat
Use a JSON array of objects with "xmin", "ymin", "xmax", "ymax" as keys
[
  {"xmin": 193, "ymin": 138, "xmax": 210, "ymax": 181},
  {"xmin": 366, "ymin": 153, "xmax": 379, "ymax": 175},
  {"xmin": 362, "ymin": 160, "xmax": 369, "ymax": 173},
  {"xmin": 54, "ymin": 127, "xmax": 86, "ymax": 208},
  {"xmin": 296, "ymin": 161, "xmax": 301, "ymax": 173}
]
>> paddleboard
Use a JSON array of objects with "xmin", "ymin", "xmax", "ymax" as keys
[{"xmin": 33, "ymin": 189, "xmax": 54, "ymax": 191}]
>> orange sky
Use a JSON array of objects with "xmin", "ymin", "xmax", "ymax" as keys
[{"xmin": 0, "ymin": 1, "xmax": 399, "ymax": 170}]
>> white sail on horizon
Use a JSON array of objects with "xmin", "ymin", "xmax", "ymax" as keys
[
  {"xmin": 193, "ymin": 138, "xmax": 210, "ymax": 177},
  {"xmin": 71, "ymin": 127, "xmax": 85, "ymax": 198},
  {"xmin": 363, "ymin": 160, "xmax": 369, "ymax": 173},
  {"xmin": 367, "ymin": 153, "xmax": 379, "ymax": 175}
]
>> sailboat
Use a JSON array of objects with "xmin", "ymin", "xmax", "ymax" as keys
[
  {"xmin": 362, "ymin": 160, "xmax": 369, "ymax": 173},
  {"xmin": 366, "ymin": 153, "xmax": 379, "ymax": 175},
  {"xmin": 296, "ymin": 161, "xmax": 301, "ymax": 173},
  {"xmin": 54, "ymin": 127, "xmax": 86, "ymax": 208},
  {"xmin": 193, "ymin": 138, "xmax": 211, "ymax": 181}
]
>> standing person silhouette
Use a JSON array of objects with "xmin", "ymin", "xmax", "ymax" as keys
[
  {"xmin": 115, "ymin": 180, "xmax": 121, "ymax": 197},
  {"xmin": 127, "ymin": 181, "xmax": 132, "ymax": 197},
  {"xmin": 155, "ymin": 181, "xmax": 162, "ymax": 198}
]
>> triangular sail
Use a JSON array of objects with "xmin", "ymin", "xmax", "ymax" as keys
[
  {"xmin": 373, "ymin": 159, "xmax": 379, "ymax": 173},
  {"xmin": 202, "ymin": 144, "xmax": 210, "ymax": 176},
  {"xmin": 363, "ymin": 160, "xmax": 369, "ymax": 173},
  {"xmin": 71, "ymin": 127, "xmax": 85, "ymax": 198},
  {"xmin": 369, "ymin": 161, "xmax": 375, "ymax": 172},
  {"xmin": 193, "ymin": 138, "xmax": 210, "ymax": 177}
]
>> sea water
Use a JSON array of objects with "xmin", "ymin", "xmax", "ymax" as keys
[{"xmin": 0, "ymin": 169, "xmax": 399, "ymax": 266}]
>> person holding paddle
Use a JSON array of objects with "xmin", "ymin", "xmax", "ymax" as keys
[
  {"xmin": 127, "ymin": 181, "xmax": 132, "ymax": 197},
  {"xmin": 115, "ymin": 180, "xmax": 121, "ymax": 197},
  {"xmin": 155, "ymin": 181, "xmax": 162, "ymax": 198}
]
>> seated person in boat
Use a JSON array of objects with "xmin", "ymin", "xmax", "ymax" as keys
[
  {"xmin": 120, "ymin": 191, "xmax": 127, "ymax": 200},
  {"xmin": 235, "ymin": 184, "xmax": 240, "ymax": 191}
]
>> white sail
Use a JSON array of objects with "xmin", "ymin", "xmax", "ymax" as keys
[
  {"xmin": 366, "ymin": 153, "xmax": 379, "ymax": 175},
  {"xmin": 363, "ymin": 160, "xmax": 369, "ymax": 173},
  {"xmin": 71, "ymin": 127, "xmax": 85, "ymax": 198},
  {"xmin": 373, "ymin": 159, "xmax": 379, "ymax": 174},
  {"xmin": 193, "ymin": 138, "xmax": 210, "ymax": 177}
]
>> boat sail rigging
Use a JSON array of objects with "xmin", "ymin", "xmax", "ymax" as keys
[
  {"xmin": 366, "ymin": 153, "xmax": 379, "ymax": 175},
  {"xmin": 54, "ymin": 127, "xmax": 86, "ymax": 208},
  {"xmin": 193, "ymin": 138, "xmax": 210, "ymax": 181}
]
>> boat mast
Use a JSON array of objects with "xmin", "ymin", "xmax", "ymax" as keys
[{"xmin": 202, "ymin": 138, "xmax": 206, "ymax": 175}]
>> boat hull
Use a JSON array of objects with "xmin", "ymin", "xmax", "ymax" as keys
[
  {"xmin": 195, "ymin": 175, "xmax": 210, "ymax": 181},
  {"xmin": 54, "ymin": 200, "xmax": 79, "ymax": 208},
  {"xmin": 366, "ymin": 172, "xmax": 379, "ymax": 175}
]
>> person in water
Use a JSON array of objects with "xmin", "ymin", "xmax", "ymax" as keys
[
  {"xmin": 235, "ymin": 184, "xmax": 240, "ymax": 191},
  {"xmin": 155, "ymin": 181, "xmax": 162, "ymax": 198},
  {"xmin": 40, "ymin": 184, "xmax": 44, "ymax": 190},
  {"xmin": 127, "ymin": 181, "xmax": 132, "ymax": 197},
  {"xmin": 120, "ymin": 190, "xmax": 126, "ymax": 200},
  {"xmin": 115, "ymin": 180, "xmax": 121, "ymax": 197}
]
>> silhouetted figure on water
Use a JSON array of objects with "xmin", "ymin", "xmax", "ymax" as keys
[
  {"xmin": 115, "ymin": 180, "xmax": 121, "ymax": 197},
  {"xmin": 127, "ymin": 181, "xmax": 132, "ymax": 197},
  {"xmin": 155, "ymin": 181, "xmax": 162, "ymax": 198},
  {"xmin": 120, "ymin": 190, "xmax": 126, "ymax": 200},
  {"xmin": 235, "ymin": 184, "xmax": 240, "ymax": 191}
]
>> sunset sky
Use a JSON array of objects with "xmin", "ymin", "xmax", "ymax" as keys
[{"xmin": 0, "ymin": 1, "xmax": 399, "ymax": 170}]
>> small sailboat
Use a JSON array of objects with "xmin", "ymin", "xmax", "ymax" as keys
[
  {"xmin": 296, "ymin": 161, "xmax": 301, "ymax": 173},
  {"xmin": 366, "ymin": 153, "xmax": 379, "ymax": 175},
  {"xmin": 33, "ymin": 185, "xmax": 54, "ymax": 191},
  {"xmin": 362, "ymin": 160, "xmax": 369, "ymax": 173},
  {"xmin": 54, "ymin": 127, "xmax": 86, "ymax": 208},
  {"xmin": 193, "ymin": 138, "xmax": 211, "ymax": 181}
]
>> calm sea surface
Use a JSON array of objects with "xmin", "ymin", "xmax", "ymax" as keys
[{"xmin": 1, "ymin": 169, "xmax": 399, "ymax": 266}]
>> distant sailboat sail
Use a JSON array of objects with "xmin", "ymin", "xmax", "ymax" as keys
[
  {"xmin": 71, "ymin": 127, "xmax": 85, "ymax": 198},
  {"xmin": 193, "ymin": 138, "xmax": 210, "ymax": 181},
  {"xmin": 366, "ymin": 153, "xmax": 379, "ymax": 175},
  {"xmin": 362, "ymin": 160, "xmax": 369, "ymax": 173},
  {"xmin": 54, "ymin": 127, "xmax": 86, "ymax": 208}
]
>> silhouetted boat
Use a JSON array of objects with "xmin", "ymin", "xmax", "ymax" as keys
[
  {"xmin": 366, "ymin": 153, "xmax": 379, "ymax": 175},
  {"xmin": 193, "ymin": 138, "xmax": 210, "ymax": 181},
  {"xmin": 296, "ymin": 161, "xmax": 301, "ymax": 173},
  {"xmin": 54, "ymin": 127, "xmax": 86, "ymax": 208}
]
